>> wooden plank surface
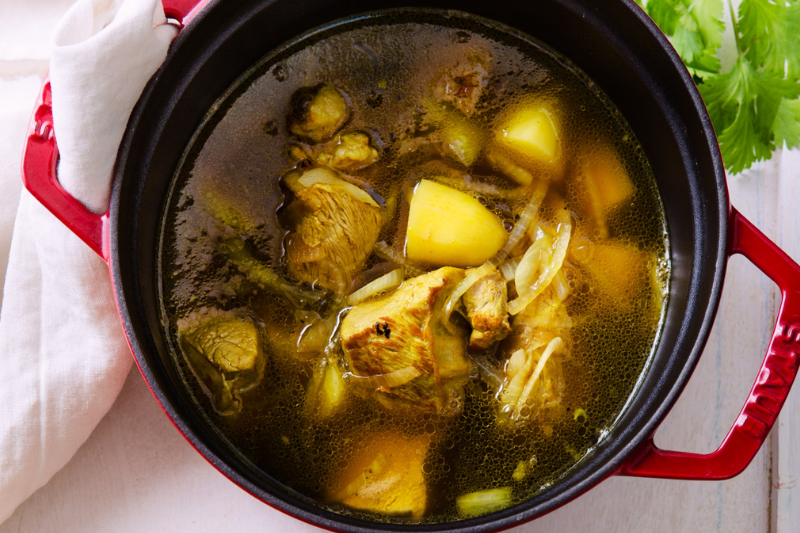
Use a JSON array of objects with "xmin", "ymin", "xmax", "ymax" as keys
[{"xmin": 775, "ymin": 148, "xmax": 800, "ymax": 533}]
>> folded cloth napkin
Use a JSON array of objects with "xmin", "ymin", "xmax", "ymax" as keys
[{"xmin": 0, "ymin": 0, "xmax": 176, "ymax": 523}]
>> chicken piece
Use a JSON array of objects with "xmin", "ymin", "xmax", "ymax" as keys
[
  {"xmin": 183, "ymin": 316, "xmax": 260, "ymax": 372},
  {"xmin": 325, "ymin": 132, "xmax": 380, "ymax": 170},
  {"xmin": 433, "ymin": 56, "xmax": 489, "ymax": 116},
  {"xmin": 179, "ymin": 313, "xmax": 265, "ymax": 415},
  {"xmin": 283, "ymin": 167, "xmax": 383, "ymax": 295},
  {"xmin": 341, "ymin": 267, "xmax": 472, "ymax": 414},
  {"xmin": 291, "ymin": 131, "xmax": 380, "ymax": 171},
  {"xmin": 327, "ymin": 433, "xmax": 429, "ymax": 518},
  {"xmin": 462, "ymin": 270, "xmax": 511, "ymax": 351},
  {"xmin": 288, "ymin": 83, "xmax": 349, "ymax": 142}
]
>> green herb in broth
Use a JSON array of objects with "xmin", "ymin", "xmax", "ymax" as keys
[{"xmin": 158, "ymin": 13, "xmax": 669, "ymax": 524}]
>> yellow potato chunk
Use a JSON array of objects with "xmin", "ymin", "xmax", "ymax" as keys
[
  {"xmin": 327, "ymin": 433, "xmax": 429, "ymax": 518},
  {"xmin": 496, "ymin": 101, "xmax": 562, "ymax": 175},
  {"xmin": 406, "ymin": 180, "xmax": 507, "ymax": 267}
]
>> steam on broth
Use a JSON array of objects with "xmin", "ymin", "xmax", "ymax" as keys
[{"xmin": 159, "ymin": 11, "xmax": 669, "ymax": 524}]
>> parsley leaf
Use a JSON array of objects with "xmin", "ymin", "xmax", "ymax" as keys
[
  {"xmin": 646, "ymin": 0, "xmax": 724, "ymax": 76},
  {"xmin": 739, "ymin": 0, "xmax": 800, "ymax": 77},
  {"xmin": 773, "ymin": 97, "xmax": 800, "ymax": 148},
  {"xmin": 638, "ymin": 0, "xmax": 800, "ymax": 173}
]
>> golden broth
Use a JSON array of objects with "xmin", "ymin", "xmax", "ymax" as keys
[{"xmin": 159, "ymin": 12, "xmax": 669, "ymax": 524}]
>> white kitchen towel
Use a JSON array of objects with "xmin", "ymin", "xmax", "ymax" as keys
[{"xmin": 0, "ymin": 0, "xmax": 176, "ymax": 523}]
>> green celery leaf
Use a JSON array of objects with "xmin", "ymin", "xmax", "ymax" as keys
[{"xmin": 773, "ymin": 97, "xmax": 800, "ymax": 148}]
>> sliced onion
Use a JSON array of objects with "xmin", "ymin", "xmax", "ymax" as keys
[
  {"xmin": 552, "ymin": 269, "xmax": 571, "ymax": 302},
  {"xmin": 373, "ymin": 241, "xmax": 428, "ymax": 277},
  {"xmin": 347, "ymin": 268, "xmax": 404, "ymax": 305},
  {"xmin": 297, "ymin": 167, "xmax": 379, "ymax": 207},
  {"xmin": 443, "ymin": 179, "xmax": 549, "ymax": 325},
  {"xmin": 508, "ymin": 216, "xmax": 572, "ymax": 315},
  {"xmin": 504, "ymin": 349, "xmax": 527, "ymax": 380},
  {"xmin": 473, "ymin": 356, "xmax": 505, "ymax": 391},
  {"xmin": 500, "ymin": 350, "xmax": 534, "ymax": 406},
  {"xmin": 498, "ymin": 256, "xmax": 522, "ymax": 282},
  {"xmin": 497, "ymin": 179, "xmax": 549, "ymax": 261},
  {"xmin": 456, "ymin": 487, "xmax": 513, "ymax": 517},
  {"xmin": 518, "ymin": 337, "xmax": 564, "ymax": 407},
  {"xmin": 344, "ymin": 365, "xmax": 422, "ymax": 389},
  {"xmin": 512, "ymin": 236, "xmax": 551, "ymax": 291},
  {"xmin": 443, "ymin": 260, "xmax": 500, "ymax": 324}
]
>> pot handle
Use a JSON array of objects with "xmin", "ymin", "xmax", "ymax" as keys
[
  {"xmin": 619, "ymin": 208, "xmax": 800, "ymax": 480},
  {"xmin": 20, "ymin": 1, "xmax": 207, "ymax": 260},
  {"xmin": 21, "ymin": 77, "xmax": 110, "ymax": 259},
  {"xmin": 161, "ymin": 0, "xmax": 208, "ymax": 26}
]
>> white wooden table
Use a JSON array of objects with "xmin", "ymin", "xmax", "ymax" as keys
[{"xmin": 2, "ymin": 1, "xmax": 799, "ymax": 531}]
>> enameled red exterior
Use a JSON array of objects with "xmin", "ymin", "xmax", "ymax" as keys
[{"xmin": 619, "ymin": 208, "xmax": 800, "ymax": 479}]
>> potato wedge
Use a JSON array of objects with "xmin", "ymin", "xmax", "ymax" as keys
[
  {"xmin": 495, "ymin": 99, "xmax": 563, "ymax": 178},
  {"xmin": 406, "ymin": 180, "xmax": 507, "ymax": 267},
  {"xmin": 575, "ymin": 144, "xmax": 634, "ymax": 238}
]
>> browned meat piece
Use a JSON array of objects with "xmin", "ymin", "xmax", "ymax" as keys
[
  {"xmin": 289, "ymin": 131, "xmax": 380, "ymax": 171},
  {"xmin": 178, "ymin": 313, "xmax": 265, "ymax": 415},
  {"xmin": 462, "ymin": 270, "xmax": 511, "ymax": 351},
  {"xmin": 287, "ymin": 83, "xmax": 350, "ymax": 142},
  {"xmin": 433, "ymin": 56, "xmax": 489, "ymax": 116},
  {"xmin": 283, "ymin": 167, "xmax": 383, "ymax": 295},
  {"xmin": 340, "ymin": 267, "xmax": 472, "ymax": 414}
]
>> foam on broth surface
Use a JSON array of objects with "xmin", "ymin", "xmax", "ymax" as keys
[{"xmin": 159, "ymin": 11, "xmax": 669, "ymax": 524}]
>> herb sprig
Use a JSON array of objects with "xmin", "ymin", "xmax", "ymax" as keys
[{"xmin": 635, "ymin": 0, "xmax": 800, "ymax": 174}]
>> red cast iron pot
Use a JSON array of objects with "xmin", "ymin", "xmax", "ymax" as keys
[{"xmin": 21, "ymin": 0, "xmax": 800, "ymax": 531}]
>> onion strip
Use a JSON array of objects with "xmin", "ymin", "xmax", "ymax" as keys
[
  {"xmin": 518, "ymin": 337, "xmax": 564, "ymax": 407},
  {"xmin": 344, "ymin": 365, "xmax": 422, "ymax": 389},
  {"xmin": 507, "ymin": 216, "xmax": 572, "ymax": 315},
  {"xmin": 346, "ymin": 268, "xmax": 404, "ymax": 305},
  {"xmin": 498, "ymin": 179, "xmax": 549, "ymax": 261},
  {"xmin": 500, "ymin": 350, "xmax": 534, "ymax": 406},
  {"xmin": 498, "ymin": 256, "xmax": 522, "ymax": 281},
  {"xmin": 442, "ymin": 179, "xmax": 550, "ymax": 325}
]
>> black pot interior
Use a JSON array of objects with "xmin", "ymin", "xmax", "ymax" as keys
[{"xmin": 110, "ymin": 0, "xmax": 728, "ymax": 531}]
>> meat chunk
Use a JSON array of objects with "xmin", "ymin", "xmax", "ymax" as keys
[
  {"xmin": 462, "ymin": 270, "xmax": 511, "ymax": 351},
  {"xmin": 179, "ymin": 314, "xmax": 265, "ymax": 415},
  {"xmin": 432, "ymin": 56, "xmax": 488, "ymax": 116},
  {"xmin": 287, "ymin": 83, "xmax": 349, "ymax": 142},
  {"xmin": 183, "ymin": 316, "xmax": 260, "ymax": 372},
  {"xmin": 290, "ymin": 131, "xmax": 380, "ymax": 171},
  {"xmin": 327, "ymin": 433, "xmax": 429, "ymax": 518},
  {"xmin": 341, "ymin": 267, "xmax": 472, "ymax": 414},
  {"xmin": 324, "ymin": 132, "xmax": 380, "ymax": 170},
  {"xmin": 283, "ymin": 167, "xmax": 383, "ymax": 295}
]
